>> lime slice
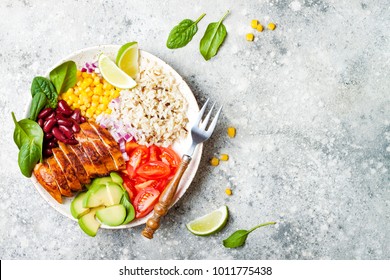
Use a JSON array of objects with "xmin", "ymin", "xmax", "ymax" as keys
[
  {"xmin": 186, "ymin": 206, "xmax": 229, "ymax": 236},
  {"xmin": 116, "ymin": 42, "xmax": 139, "ymax": 79},
  {"xmin": 98, "ymin": 54, "xmax": 137, "ymax": 89}
]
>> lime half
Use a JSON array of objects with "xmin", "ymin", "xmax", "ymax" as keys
[
  {"xmin": 98, "ymin": 54, "xmax": 137, "ymax": 89},
  {"xmin": 186, "ymin": 206, "xmax": 229, "ymax": 236},
  {"xmin": 116, "ymin": 42, "xmax": 139, "ymax": 79}
]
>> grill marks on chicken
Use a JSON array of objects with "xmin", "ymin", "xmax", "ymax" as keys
[{"xmin": 33, "ymin": 122, "xmax": 124, "ymax": 203}]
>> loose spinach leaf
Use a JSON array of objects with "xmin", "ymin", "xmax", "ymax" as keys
[
  {"xmin": 31, "ymin": 76, "xmax": 58, "ymax": 107},
  {"xmin": 49, "ymin": 61, "xmax": 77, "ymax": 94},
  {"xmin": 199, "ymin": 10, "xmax": 229, "ymax": 61},
  {"xmin": 18, "ymin": 139, "xmax": 42, "ymax": 177},
  {"xmin": 121, "ymin": 192, "xmax": 135, "ymax": 225},
  {"xmin": 12, "ymin": 112, "xmax": 43, "ymax": 149},
  {"xmin": 29, "ymin": 90, "xmax": 47, "ymax": 121},
  {"xmin": 223, "ymin": 221, "xmax": 276, "ymax": 248},
  {"xmin": 12, "ymin": 112, "xmax": 43, "ymax": 177},
  {"xmin": 166, "ymin": 13, "xmax": 206, "ymax": 49}
]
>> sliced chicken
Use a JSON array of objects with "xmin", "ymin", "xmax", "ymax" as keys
[
  {"xmin": 46, "ymin": 157, "xmax": 73, "ymax": 197},
  {"xmin": 52, "ymin": 148, "xmax": 82, "ymax": 191},
  {"xmin": 77, "ymin": 122, "xmax": 117, "ymax": 171},
  {"xmin": 79, "ymin": 141, "xmax": 109, "ymax": 176},
  {"xmin": 69, "ymin": 144, "xmax": 97, "ymax": 178},
  {"xmin": 33, "ymin": 163, "xmax": 62, "ymax": 203},
  {"xmin": 58, "ymin": 142, "xmax": 90, "ymax": 185},
  {"xmin": 89, "ymin": 122, "xmax": 125, "ymax": 170}
]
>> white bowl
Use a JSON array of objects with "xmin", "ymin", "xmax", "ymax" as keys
[{"xmin": 28, "ymin": 45, "xmax": 202, "ymax": 228}]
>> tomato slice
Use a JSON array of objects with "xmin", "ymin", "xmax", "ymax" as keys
[
  {"xmin": 120, "ymin": 172, "xmax": 137, "ymax": 203},
  {"xmin": 160, "ymin": 147, "xmax": 181, "ymax": 173},
  {"xmin": 134, "ymin": 187, "xmax": 160, "ymax": 218},
  {"xmin": 134, "ymin": 180, "xmax": 157, "ymax": 192},
  {"xmin": 125, "ymin": 141, "xmax": 139, "ymax": 155},
  {"xmin": 149, "ymin": 145, "xmax": 161, "ymax": 162},
  {"xmin": 126, "ymin": 146, "xmax": 149, "ymax": 178},
  {"xmin": 136, "ymin": 161, "xmax": 171, "ymax": 180},
  {"xmin": 154, "ymin": 179, "xmax": 168, "ymax": 193}
]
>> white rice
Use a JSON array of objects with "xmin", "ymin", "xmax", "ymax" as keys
[{"xmin": 97, "ymin": 56, "xmax": 189, "ymax": 147}]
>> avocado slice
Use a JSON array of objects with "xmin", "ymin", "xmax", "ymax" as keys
[
  {"xmin": 96, "ymin": 204, "xmax": 126, "ymax": 226},
  {"xmin": 78, "ymin": 206, "xmax": 104, "ymax": 237},
  {"xmin": 110, "ymin": 172, "xmax": 123, "ymax": 185},
  {"xmin": 83, "ymin": 182, "xmax": 124, "ymax": 208},
  {"xmin": 70, "ymin": 192, "xmax": 90, "ymax": 219}
]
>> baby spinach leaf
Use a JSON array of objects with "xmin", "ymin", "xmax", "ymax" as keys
[
  {"xmin": 18, "ymin": 139, "xmax": 42, "ymax": 177},
  {"xmin": 50, "ymin": 61, "xmax": 77, "ymax": 94},
  {"xmin": 29, "ymin": 90, "xmax": 47, "ymax": 121},
  {"xmin": 12, "ymin": 112, "xmax": 43, "ymax": 177},
  {"xmin": 121, "ymin": 192, "xmax": 135, "ymax": 225},
  {"xmin": 31, "ymin": 76, "xmax": 58, "ymax": 107},
  {"xmin": 223, "ymin": 221, "xmax": 276, "ymax": 248},
  {"xmin": 166, "ymin": 13, "xmax": 206, "ymax": 49},
  {"xmin": 199, "ymin": 10, "xmax": 229, "ymax": 61}
]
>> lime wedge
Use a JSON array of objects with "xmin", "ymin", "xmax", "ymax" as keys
[
  {"xmin": 116, "ymin": 42, "xmax": 139, "ymax": 79},
  {"xmin": 186, "ymin": 206, "xmax": 229, "ymax": 236},
  {"xmin": 98, "ymin": 54, "xmax": 137, "ymax": 89}
]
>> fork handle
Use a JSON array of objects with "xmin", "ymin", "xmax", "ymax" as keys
[{"xmin": 142, "ymin": 155, "xmax": 192, "ymax": 239}]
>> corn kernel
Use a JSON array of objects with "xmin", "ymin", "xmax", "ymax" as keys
[
  {"xmin": 250, "ymin": 19, "xmax": 258, "ymax": 29},
  {"xmin": 268, "ymin": 22, "xmax": 276, "ymax": 30},
  {"xmin": 246, "ymin": 33, "xmax": 254, "ymax": 41},
  {"xmin": 256, "ymin": 24, "xmax": 264, "ymax": 32},
  {"xmin": 82, "ymin": 72, "xmax": 89, "ymax": 78},
  {"xmin": 220, "ymin": 154, "xmax": 229, "ymax": 161},
  {"xmin": 210, "ymin": 157, "xmax": 219, "ymax": 166},
  {"xmin": 225, "ymin": 188, "xmax": 232, "ymax": 196},
  {"xmin": 76, "ymin": 70, "xmax": 81, "ymax": 77},
  {"xmin": 105, "ymin": 108, "xmax": 112, "ymax": 114},
  {"xmin": 227, "ymin": 127, "xmax": 236, "ymax": 138}
]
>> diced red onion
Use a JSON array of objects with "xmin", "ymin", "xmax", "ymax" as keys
[
  {"xmin": 122, "ymin": 152, "xmax": 129, "ymax": 161},
  {"xmin": 123, "ymin": 133, "xmax": 132, "ymax": 141},
  {"xmin": 119, "ymin": 140, "xmax": 126, "ymax": 153},
  {"xmin": 81, "ymin": 67, "xmax": 87, "ymax": 72}
]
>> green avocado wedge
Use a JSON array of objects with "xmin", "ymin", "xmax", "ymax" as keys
[
  {"xmin": 83, "ymin": 182, "xmax": 124, "ymax": 208},
  {"xmin": 78, "ymin": 206, "xmax": 104, "ymax": 237},
  {"xmin": 96, "ymin": 204, "xmax": 126, "ymax": 226},
  {"xmin": 70, "ymin": 192, "xmax": 90, "ymax": 219}
]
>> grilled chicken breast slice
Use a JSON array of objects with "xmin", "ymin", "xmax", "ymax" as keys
[
  {"xmin": 52, "ymin": 148, "xmax": 82, "ymax": 191},
  {"xmin": 46, "ymin": 157, "xmax": 73, "ymax": 197},
  {"xmin": 89, "ymin": 122, "xmax": 125, "ymax": 170},
  {"xmin": 33, "ymin": 163, "xmax": 62, "ymax": 203},
  {"xmin": 78, "ymin": 141, "xmax": 109, "ymax": 176},
  {"xmin": 69, "ymin": 144, "xmax": 98, "ymax": 178},
  {"xmin": 58, "ymin": 142, "xmax": 90, "ymax": 185},
  {"xmin": 78, "ymin": 123, "xmax": 117, "ymax": 171}
]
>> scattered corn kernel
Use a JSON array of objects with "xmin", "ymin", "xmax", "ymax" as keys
[
  {"xmin": 268, "ymin": 22, "xmax": 276, "ymax": 30},
  {"xmin": 227, "ymin": 127, "xmax": 236, "ymax": 138},
  {"xmin": 220, "ymin": 154, "xmax": 229, "ymax": 161},
  {"xmin": 225, "ymin": 188, "xmax": 232, "ymax": 196},
  {"xmin": 250, "ymin": 19, "xmax": 258, "ymax": 29},
  {"xmin": 256, "ymin": 24, "xmax": 264, "ymax": 32},
  {"xmin": 246, "ymin": 33, "xmax": 254, "ymax": 41},
  {"xmin": 210, "ymin": 157, "xmax": 219, "ymax": 166}
]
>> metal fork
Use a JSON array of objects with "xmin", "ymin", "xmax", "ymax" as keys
[{"xmin": 142, "ymin": 99, "xmax": 222, "ymax": 239}]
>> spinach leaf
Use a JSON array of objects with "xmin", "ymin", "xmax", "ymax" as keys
[
  {"xmin": 199, "ymin": 10, "xmax": 229, "ymax": 61},
  {"xmin": 29, "ymin": 90, "xmax": 47, "ymax": 121},
  {"xmin": 49, "ymin": 61, "xmax": 77, "ymax": 94},
  {"xmin": 121, "ymin": 192, "xmax": 135, "ymax": 225},
  {"xmin": 223, "ymin": 221, "xmax": 276, "ymax": 248},
  {"xmin": 18, "ymin": 140, "xmax": 42, "ymax": 178},
  {"xmin": 166, "ymin": 13, "xmax": 206, "ymax": 49},
  {"xmin": 31, "ymin": 76, "xmax": 58, "ymax": 107},
  {"xmin": 12, "ymin": 112, "xmax": 43, "ymax": 177}
]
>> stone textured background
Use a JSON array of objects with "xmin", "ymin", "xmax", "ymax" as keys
[{"xmin": 0, "ymin": 0, "xmax": 389, "ymax": 259}]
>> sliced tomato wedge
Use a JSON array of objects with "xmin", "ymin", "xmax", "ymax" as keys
[
  {"xmin": 134, "ymin": 187, "xmax": 160, "ymax": 218},
  {"xmin": 136, "ymin": 161, "xmax": 171, "ymax": 180},
  {"xmin": 120, "ymin": 172, "xmax": 137, "ymax": 203},
  {"xmin": 134, "ymin": 180, "xmax": 157, "ymax": 192},
  {"xmin": 149, "ymin": 145, "xmax": 161, "ymax": 162},
  {"xmin": 160, "ymin": 147, "xmax": 181, "ymax": 173},
  {"xmin": 125, "ymin": 141, "xmax": 139, "ymax": 155},
  {"xmin": 126, "ymin": 145, "xmax": 149, "ymax": 178},
  {"xmin": 154, "ymin": 179, "xmax": 168, "ymax": 193}
]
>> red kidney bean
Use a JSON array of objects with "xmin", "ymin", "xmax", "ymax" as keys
[
  {"xmin": 71, "ymin": 123, "xmax": 80, "ymax": 133},
  {"xmin": 58, "ymin": 100, "xmax": 73, "ymax": 116},
  {"xmin": 46, "ymin": 141, "xmax": 57, "ymax": 148},
  {"xmin": 57, "ymin": 118, "xmax": 73, "ymax": 127},
  {"xmin": 44, "ymin": 132, "xmax": 54, "ymax": 140},
  {"xmin": 46, "ymin": 111, "xmax": 56, "ymax": 120},
  {"xmin": 43, "ymin": 148, "xmax": 53, "ymax": 157},
  {"xmin": 58, "ymin": 125, "xmax": 73, "ymax": 139},
  {"xmin": 70, "ymin": 109, "xmax": 81, "ymax": 122},
  {"xmin": 38, "ymin": 108, "xmax": 53, "ymax": 120},
  {"xmin": 63, "ymin": 138, "xmax": 78, "ymax": 145},
  {"xmin": 38, "ymin": 118, "xmax": 44, "ymax": 128},
  {"xmin": 52, "ymin": 127, "xmax": 67, "ymax": 142},
  {"xmin": 80, "ymin": 116, "xmax": 86, "ymax": 123},
  {"xmin": 43, "ymin": 118, "xmax": 57, "ymax": 133}
]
